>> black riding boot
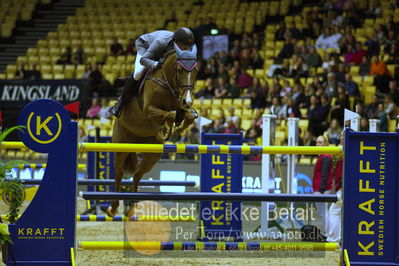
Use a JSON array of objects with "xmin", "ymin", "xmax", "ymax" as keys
[{"xmin": 109, "ymin": 78, "xmax": 138, "ymax": 118}]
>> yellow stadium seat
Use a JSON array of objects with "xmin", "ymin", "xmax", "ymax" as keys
[
  {"xmin": 363, "ymin": 76, "xmax": 374, "ymax": 85},
  {"xmin": 54, "ymin": 73, "xmax": 65, "ymax": 79},
  {"xmin": 42, "ymin": 73, "xmax": 53, "ymax": 79},
  {"xmin": 222, "ymin": 98, "xmax": 232, "ymax": 106},
  {"xmin": 233, "ymin": 98, "xmax": 243, "ymax": 107},
  {"xmin": 212, "ymin": 98, "xmax": 222, "ymax": 107},
  {"xmin": 388, "ymin": 119, "xmax": 397, "ymax": 132},
  {"xmin": 64, "ymin": 65, "xmax": 75, "ymax": 79}
]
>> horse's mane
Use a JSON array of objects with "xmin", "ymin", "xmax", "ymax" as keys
[{"xmin": 161, "ymin": 52, "xmax": 176, "ymax": 76}]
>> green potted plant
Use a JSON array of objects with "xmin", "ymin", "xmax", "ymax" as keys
[{"xmin": 0, "ymin": 126, "xmax": 25, "ymax": 263}]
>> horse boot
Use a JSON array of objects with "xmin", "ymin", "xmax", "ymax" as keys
[{"xmin": 109, "ymin": 78, "xmax": 138, "ymax": 118}]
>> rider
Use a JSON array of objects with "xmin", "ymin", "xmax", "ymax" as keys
[{"xmin": 109, "ymin": 27, "xmax": 195, "ymax": 117}]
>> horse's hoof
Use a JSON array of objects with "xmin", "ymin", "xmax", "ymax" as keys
[{"xmin": 106, "ymin": 206, "xmax": 118, "ymax": 217}]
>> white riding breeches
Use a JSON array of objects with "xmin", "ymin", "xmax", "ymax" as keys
[
  {"xmin": 133, "ymin": 54, "xmax": 145, "ymax": 80},
  {"xmin": 327, "ymin": 190, "xmax": 342, "ymax": 242}
]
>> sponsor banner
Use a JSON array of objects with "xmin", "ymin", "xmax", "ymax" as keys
[
  {"xmin": 343, "ymin": 131, "xmax": 399, "ymax": 265},
  {"xmin": 0, "ymin": 79, "xmax": 89, "ymax": 108},
  {"xmin": 200, "ymin": 132, "xmax": 243, "ymax": 241}
]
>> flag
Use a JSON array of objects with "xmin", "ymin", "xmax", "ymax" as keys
[
  {"xmin": 344, "ymin": 109, "xmax": 360, "ymax": 121},
  {"xmin": 199, "ymin": 116, "xmax": 212, "ymax": 128},
  {"xmin": 64, "ymin": 102, "xmax": 80, "ymax": 119}
]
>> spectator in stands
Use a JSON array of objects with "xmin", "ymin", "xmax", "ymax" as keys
[
  {"xmin": 98, "ymin": 99, "xmax": 111, "ymax": 119},
  {"xmin": 324, "ymin": 72, "xmax": 338, "ymax": 98},
  {"xmin": 307, "ymin": 95, "xmax": 324, "ymax": 137},
  {"xmin": 343, "ymin": 73, "xmax": 360, "ymax": 97},
  {"xmin": 81, "ymin": 63, "xmax": 92, "ymax": 79},
  {"xmin": 387, "ymin": 42, "xmax": 399, "ymax": 65},
  {"xmin": 208, "ymin": 118, "xmax": 225, "ymax": 133},
  {"xmin": 320, "ymin": 94, "xmax": 331, "ymax": 130},
  {"xmin": 377, "ymin": 103, "xmax": 388, "ymax": 132},
  {"xmin": 252, "ymin": 32, "xmax": 262, "ymax": 50},
  {"xmin": 225, "ymin": 106, "xmax": 239, "ymax": 125},
  {"xmin": 305, "ymin": 46, "xmax": 322, "ymax": 68},
  {"xmin": 217, "ymin": 65, "xmax": 229, "ymax": 83},
  {"xmin": 326, "ymin": 118, "xmax": 341, "ymax": 145},
  {"xmin": 287, "ymin": 22, "xmax": 301, "ymax": 40},
  {"xmin": 14, "ymin": 62, "xmax": 27, "ymax": 79},
  {"xmin": 236, "ymin": 68, "xmax": 253, "ymax": 89},
  {"xmin": 227, "ymin": 77, "xmax": 240, "ymax": 98},
  {"xmin": 358, "ymin": 56, "xmax": 370, "ymax": 77},
  {"xmin": 214, "ymin": 77, "xmax": 229, "ymax": 98},
  {"xmin": 364, "ymin": 30, "xmax": 380, "ymax": 56},
  {"xmin": 274, "ymin": 21, "xmax": 287, "ymax": 41},
  {"xmin": 366, "ymin": 94, "xmax": 380, "ymax": 119},
  {"xmin": 56, "ymin": 46, "xmax": 72, "ymax": 65},
  {"xmin": 270, "ymin": 96, "xmax": 284, "ymax": 119},
  {"xmin": 285, "ymin": 97, "xmax": 301, "ymax": 118},
  {"xmin": 277, "ymin": 35, "xmax": 295, "ymax": 63},
  {"xmin": 251, "ymin": 50, "xmax": 264, "ymax": 69},
  {"xmin": 359, "ymin": 117, "xmax": 369, "ymax": 131},
  {"xmin": 384, "ymin": 95, "xmax": 398, "ymax": 119},
  {"xmin": 315, "ymin": 27, "xmax": 341, "ymax": 51},
  {"xmin": 231, "ymin": 39, "xmax": 241, "ymax": 54},
  {"xmin": 89, "ymin": 63, "xmax": 105, "ymax": 96},
  {"xmin": 195, "ymin": 77, "xmax": 214, "ymax": 99},
  {"xmin": 352, "ymin": 42, "xmax": 367, "ymax": 65},
  {"xmin": 280, "ymin": 80, "xmax": 291, "ymax": 97},
  {"xmin": 86, "ymin": 98, "xmax": 101, "ymax": 118},
  {"xmin": 249, "ymin": 89, "xmax": 266, "ymax": 110},
  {"xmin": 72, "ymin": 45, "xmax": 85, "ymax": 65},
  {"xmin": 244, "ymin": 119, "xmax": 262, "ymax": 140},
  {"xmin": 322, "ymin": 53, "xmax": 334, "ymax": 70},
  {"xmin": 370, "ymin": 55, "xmax": 391, "ymax": 94},
  {"xmin": 389, "ymin": 80, "xmax": 399, "ymax": 106},
  {"xmin": 27, "ymin": 63, "xmax": 41, "ymax": 80},
  {"xmin": 125, "ymin": 38, "xmax": 137, "ymax": 55},
  {"xmin": 292, "ymin": 84, "xmax": 306, "ymax": 108},
  {"xmin": 223, "ymin": 118, "xmax": 240, "ymax": 134},
  {"xmin": 109, "ymin": 37, "xmax": 123, "ymax": 56},
  {"xmin": 331, "ymin": 85, "xmax": 350, "ymax": 126}
]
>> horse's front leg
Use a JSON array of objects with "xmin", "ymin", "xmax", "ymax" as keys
[
  {"xmin": 175, "ymin": 110, "xmax": 195, "ymax": 134},
  {"xmin": 145, "ymin": 105, "xmax": 176, "ymax": 140}
]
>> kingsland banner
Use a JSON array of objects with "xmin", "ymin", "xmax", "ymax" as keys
[{"xmin": 0, "ymin": 79, "xmax": 90, "ymax": 108}]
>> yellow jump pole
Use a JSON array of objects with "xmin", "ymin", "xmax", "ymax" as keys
[{"xmin": 2, "ymin": 141, "xmax": 343, "ymax": 155}]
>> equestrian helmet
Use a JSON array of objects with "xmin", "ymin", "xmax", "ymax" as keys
[{"xmin": 174, "ymin": 27, "xmax": 194, "ymax": 49}]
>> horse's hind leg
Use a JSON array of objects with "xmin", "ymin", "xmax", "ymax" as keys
[
  {"xmin": 106, "ymin": 151, "xmax": 130, "ymax": 217},
  {"xmin": 125, "ymin": 151, "xmax": 162, "ymax": 217}
]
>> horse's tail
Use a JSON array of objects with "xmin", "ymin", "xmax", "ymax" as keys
[{"xmin": 122, "ymin": 153, "xmax": 137, "ymax": 178}]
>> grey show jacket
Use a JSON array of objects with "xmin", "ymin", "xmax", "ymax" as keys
[{"xmin": 135, "ymin": 30, "xmax": 175, "ymax": 69}]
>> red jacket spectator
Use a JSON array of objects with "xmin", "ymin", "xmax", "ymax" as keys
[
  {"xmin": 312, "ymin": 154, "xmax": 333, "ymax": 193},
  {"xmin": 237, "ymin": 69, "xmax": 253, "ymax": 89}
]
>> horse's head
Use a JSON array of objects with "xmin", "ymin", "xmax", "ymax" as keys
[{"xmin": 163, "ymin": 44, "xmax": 198, "ymax": 110}]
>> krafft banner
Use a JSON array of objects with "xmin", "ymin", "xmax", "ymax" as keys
[
  {"xmin": 343, "ymin": 130, "xmax": 399, "ymax": 265},
  {"xmin": 0, "ymin": 79, "xmax": 90, "ymax": 108}
]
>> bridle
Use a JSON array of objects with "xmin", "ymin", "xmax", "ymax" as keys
[{"xmin": 150, "ymin": 59, "xmax": 197, "ymax": 105}]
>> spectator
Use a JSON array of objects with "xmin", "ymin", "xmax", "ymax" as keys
[
  {"xmin": 320, "ymin": 94, "xmax": 331, "ymax": 131},
  {"xmin": 71, "ymin": 45, "xmax": 85, "ymax": 65},
  {"xmin": 15, "ymin": 62, "xmax": 27, "ymax": 79},
  {"xmin": 370, "ymin": 56, "xmax": 391, "ymax": 93},
  {"xmin": 225, "ymin": 106, "xmax": 239, "ymax": 125},
  {"xmin": 366, "ymin": 94, "xmax": 380, "ymax": 119},
  {"xmin": 251, "ymin": 50, "xmax": 264, "ymax": 69},
  {"xmin": 249, "ymin": 89, "xmax": 266, "ymax": 109},
  {"xmin": 270, "ymin": 96, "xmax": 285, "ymax": 119},
  {"xmin": 236, "ymin": 68, "xmax": 253, "ymax": 89},
  {"xmin": 227, "ymin": 77, "xmax": 240, "ymax": 98},
  {"xmin": 217, "ymin": 65, "xmax": 229, "ymax": 83},
  {"xmin": 364, "ymin": 29, "xmax": 380, "ymax": 56},
  {"xmin": 223, "ymin": 118, "xmax": 240, "ymax": 134},
  {"xmin": 125, "ymin": 38, "xmax": 137, "ymax": 55},
  {"xmin": 389, "ymin": 80, "xmax": 399, "ymax": 106},
  {"xmin": 326, "ymin": 118, "xmax": 341, "ymax": 145},
  {"xmin": 277, "ymin": 35, "xmax": 295, "ymax": 62},
  {"xmin": 81, "ymin": 63, "xmax": 92, "ymax": 79},
  {"xmin": 208, "ymin": 118, "xmax": 225, "ymax": 133},
  {"xmin": 358, "ymin": 56, "xmax": 370, "ymax": 77},
  {"xmin": 56, "ymin": 46, "xmax": 72, "ymax": 65},
  {"xmin": 335, "ymin": 63, "xmax": 346, "ymax": 83},
  {"xmin": 285, "ymin": 97, "xmax": 301, "ymax": 118},
  {"xmin": 315, "ymin": 27, "xmax": 341, "ymax": 51},
  {"xmin": 305, "ymin": 46, "xmax": 322, "ymax": 67},
  {"xmin": 214, "ymin": 77, "xmax": 229, "ymax": 98},
  {"xmin": 89, "ymin": 63, "xmax": 105, "ymax": 96},
  {"xmin": 27, "ymin": 63, "xmax": 41, "ymax": 80},
  {"xmin": 110, "ymin": 37, "xmax": 124, "ymax": 56},
  {"xmin": 331, "ymin": 85, "xmax": 350, "ymax": 126},
  {"xmin": 312, "ymin": 135, "xmax": 333, "ymax": 236},
  {"xmin": 343, "ymin": 73, "xmax": 360, "ymax": 97},
  {"xmin": 359, "ymin": 117, "xmax": 369, "ymax": 131},
  {"xmin": 292, "ymin": 84, "xmax": 306, "ymax": 108},
  {"xmin": 86, "ymin": 98, "xmax": 101, "ymax": 118},
  {"xmin": 98, "ymin": 99, "xmax": 111, "ymax": 119},
  {"xmin": 307, "ymin": 95, "xmax": 324, "ymax": 137},
  {"xmin": 352, "ymin": 42, "xmax": 367, "ymax": 65},
  {"xmin": 274, "ymin": 21, "xmax": 287, "ymax": 41},
  {"xmin": 377, "ymin": 103, "xmax": 388, "ymax": 132},
  {"xmin": 195, "ymin": 77, "xmax": 214, "ymax": 99},
  {"xmin": 384, "ymin": 94, "xmax": 398, "ymax": 119},
  {"xmin": 322, "ymin": 53, "xmax": 334, "ymax": 70},
  {"xmin": 324, "ymin": 72, "xmax": 338, "ymax": 98},
  {"xmin": 244, "ymin": 118, "xmax": 262, "ymax": 140}
]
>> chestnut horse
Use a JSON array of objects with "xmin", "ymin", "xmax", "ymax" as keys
[{"xmin": 106, "ymin": 45, "xmax": 198, "ymax": 217}]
